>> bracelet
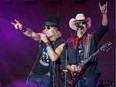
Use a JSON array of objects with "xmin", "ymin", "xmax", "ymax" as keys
[
  {"xmin": 21, "ymin": 27, "xmax": 27, "ymax": 32},
  {"xmin": 45, "ymin": 42, "xmax": 51, "ymax": 47}
]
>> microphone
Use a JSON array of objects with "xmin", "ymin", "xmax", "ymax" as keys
[
  {"xmin": 79, "ymin": 26, "xmax": 84, "ymax": 30},
  {"xmin": 76, "ymin": 24, "xmax": 84, "ymax": 30},
  {"xmin": 77, "ymin": 25, "xmax": 84, "ymax": 30}
]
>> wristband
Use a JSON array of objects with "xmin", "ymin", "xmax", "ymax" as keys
[
  {"xmin": 45, "ymin": 42, "xmax": 51, "ymax": 47},
  {"xmin": 21, "ymin": 27, "xmax": 27, "ymax": 32}
]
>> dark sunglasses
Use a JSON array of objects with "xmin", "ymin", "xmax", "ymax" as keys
[
  {"xmin": 76, "ymin": 21, "xmax": 87, "ymax": 25},
  {"xmin": 43, "ymin": 25, "xmax": 57, "ymax": 30},
  {"xmin": 43, "ymin": 26, "xmax": 51, "ymax": 30}
]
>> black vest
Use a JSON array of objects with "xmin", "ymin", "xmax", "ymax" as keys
[{"xmin": 32, "ymin": 37, "xmax": 64, "ymax": 75}]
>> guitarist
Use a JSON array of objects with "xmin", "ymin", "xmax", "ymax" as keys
[{"xmin": 61, "ymin": 2, "xmax": 109, "ymax": 87}]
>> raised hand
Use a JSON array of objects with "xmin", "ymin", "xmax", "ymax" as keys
[
  {"xmin": 11, "ymin": 19, "xmax": 23, "ymax": 30},
  {"xmin": 99, "ymin": 2, "xmax": 108, "ymax": 14}
]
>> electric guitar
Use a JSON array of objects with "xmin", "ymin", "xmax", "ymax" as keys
[{"xmin": 66, "ymin": 42, "xmax": 112, "ymax": 87}]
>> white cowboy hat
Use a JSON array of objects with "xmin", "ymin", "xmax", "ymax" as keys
[{"xmin": 69, "ymin": 13, "xmax": 92, "ymax": 31}]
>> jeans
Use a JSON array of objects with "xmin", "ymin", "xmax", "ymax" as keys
[
  {"xmin": 26, "ymin": 73, "xmax": 50, "ymax": 87},
  {"xmin": 75, "ymin": 74, "xmax": 99, "ymax": 87}
]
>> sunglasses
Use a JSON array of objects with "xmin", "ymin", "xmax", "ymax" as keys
[
  {"xmin": 76, "ymin": 21, "xmax": 87, "ymax": 25},
  {"xmin": 43, "ymin": 26, "xmax": 50, "ymax": 30},
  {"xmin": 43, "ymin": 25, "xmax": 57, "ymax": 30}
]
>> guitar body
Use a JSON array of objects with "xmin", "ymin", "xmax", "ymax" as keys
[{"xmin": 66, "ymin": 66, "xmax": 86, "ymax": 87}]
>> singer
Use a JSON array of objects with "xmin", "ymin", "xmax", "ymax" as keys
[
  {"xmin": 61, "ymin": 2, "xmax": 109, "ymax": 87},
  {"xmin": 11, "ymin": 15, "xmax": 65, "ymax": 87}
]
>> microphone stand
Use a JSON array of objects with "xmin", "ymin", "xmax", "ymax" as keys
[
  {"xmin": 63, "ymin": 31, "xmax": 76, "ymax": 87},
  {"xmin": 63, "ymin": 46, "xmax": 68, "ymax": 87},
  {"xmin": 26, "ymin": 43, "xmax": 42, "ymax": 85}
]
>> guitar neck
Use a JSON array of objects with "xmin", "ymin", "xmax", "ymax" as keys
[{"xmin": 81, "ymin": 49, "xmax": 101, "ymax": 66}]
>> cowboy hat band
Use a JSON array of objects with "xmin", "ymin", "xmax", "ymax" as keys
[{"xmin": 69, "ymin": 13, "xmax": 92, "ymax": 31}]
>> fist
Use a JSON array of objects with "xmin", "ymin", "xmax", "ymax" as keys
[{"xmin": 38, "ymin": 33, "xmax": 49, "ymax": 43}]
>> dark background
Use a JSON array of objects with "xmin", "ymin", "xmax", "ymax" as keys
[{"xmin": 0, "ymin": 0, "xmax": 115, "ymax": 86}]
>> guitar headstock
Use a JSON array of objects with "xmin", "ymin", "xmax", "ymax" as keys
[{"xmin": 100, "ymin": 42, "xmax": 112, "ymax": 51}]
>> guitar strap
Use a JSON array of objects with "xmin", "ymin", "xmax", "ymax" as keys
[{"xmin": 84, "ymin": 34, "xmax": 92, "ymax": 60}]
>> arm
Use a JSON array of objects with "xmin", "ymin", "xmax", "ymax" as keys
[
  {"xmin": 11, "ymin": 19, "xmax": 64, "ymax": 61},
  {"xmin": 11, "ymin": 19, "xmax": 40, "ymax": 41},
  {"xmin": 47, "ymin": 43, "xmax": 65, "ymax": 61},
  {"xmin": 94, "ymin": 2, "xmax": 109, "ymax": 44},
  {"xmin": 99, "ymin": 2, "xmax": 108, "ymax": 26}
]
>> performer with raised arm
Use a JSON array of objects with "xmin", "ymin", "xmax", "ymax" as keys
[
  {"xmin": 61, "ymin": 2, "xmax": 109, "ymax": 87},
  {"xmin": 11, "ymin": 15, "xmax": 65, "ymax": 87}
]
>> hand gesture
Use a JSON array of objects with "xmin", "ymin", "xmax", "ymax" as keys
[
  {"xmin": 38, "ymin": 33, "xmax": 49, "ymax": 43},
  {"xmin": 11, "ymin": 19, "xmax": 23, "ymax": 30},
  {"xmin": 99, "ymin": 2, "xmax": 108, "ymax": 14}
]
